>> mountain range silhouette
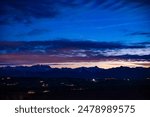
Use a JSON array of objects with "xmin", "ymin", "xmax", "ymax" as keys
[{"xmin": 0, "ymin": 65, "xmax": 150, "ymax": 79}]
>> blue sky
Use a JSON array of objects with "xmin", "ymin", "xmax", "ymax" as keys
[{"xmin": 0, "ymin": 0, "xmax": 150, "ymax": 68}]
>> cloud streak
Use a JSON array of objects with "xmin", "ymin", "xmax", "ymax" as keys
[{"xmin": 0, "ymin": 0, "xmax": 150, "ymax": 25}]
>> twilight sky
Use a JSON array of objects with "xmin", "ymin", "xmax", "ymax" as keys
[{"xmin": 0, "ymin": 0, "xmax": 150, "ymax": 68}]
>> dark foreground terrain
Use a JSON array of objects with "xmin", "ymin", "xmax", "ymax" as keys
[{"xmin": 0, "ymin": 77, "xmax": 150, "ymax": 100}]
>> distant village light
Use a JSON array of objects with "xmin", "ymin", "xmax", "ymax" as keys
[
  {"xmin": 92, "ymin": 78, "xmax": 96, "ymax": 82},
  {"xmin": 27, "ymin": 91, "xmax": 36, "ymax": 94},
  {"xmin": 42, "ymin": 83, "xmax": 48, "ymax": 87},
  {"xmin": 7, "ymin": 77, "xmax": 11, "ymax": 80},
  {"xmin": 2, "ymin": 78, "xmax": 5, "ymax": 80},
  {"xmin": 43, "ymin": 90, "xmax": 50, "ymax": 93},
  {"xmin": 40, "ymin": 81, "xmax": 44, "ymax": 83}
]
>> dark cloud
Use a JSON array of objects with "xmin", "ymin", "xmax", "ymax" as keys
[
  {"xmin": 0, "ymin": 53, "xmax": 149, "ymax": 66},
  {"xmin": 0, "ymin": 40, "xmax": 146, "ymax": 52},
  {"xmin": 137, "ymin": 42, "xmax": 150, "ymax": 45},
  {"xmin": 1, "ymin": 0, "xmax": 150, "ymax": 25},
  {"xmin": 114, "ymin": 55, "xmax": 150, "ymax": 61},
  {"xmin": 129, "ymin": 31, "xmax": 150, "ymax": 37},
  {"xmin": 0, "ymin": 0, "xmax": 59, "ymax": 24},
  {"xmin": 0, "ymin": 40, "xmax": 149, "ymax": 66},
  {"xmin": 0, "ymin": 40, "xmax": 149, "ymax": 62},
  {"xmin": 133, "ymin": 42, "xmax": 150, "ymax": 49}
]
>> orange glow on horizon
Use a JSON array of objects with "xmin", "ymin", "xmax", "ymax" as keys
[
  {"xmin": 1, "ymin": 61, "xmax": 149, "ymax": 69},
  {"xmin": 39, "ymin": 60, "xmax": 150, "ymax": 69}
]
